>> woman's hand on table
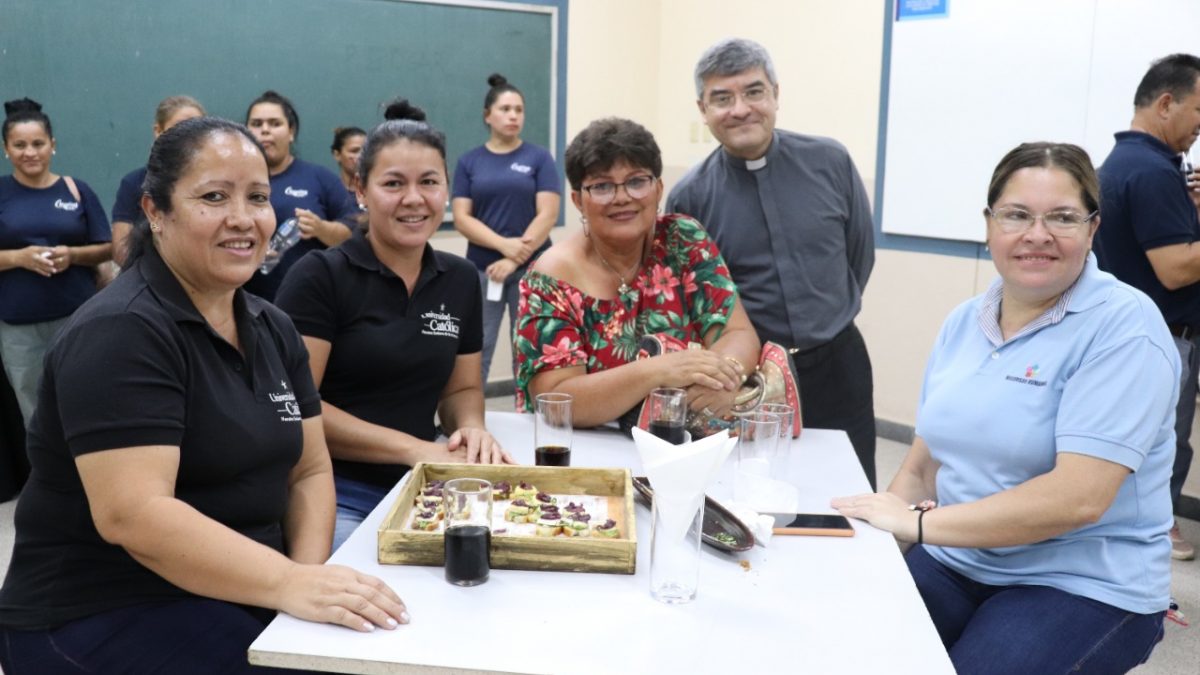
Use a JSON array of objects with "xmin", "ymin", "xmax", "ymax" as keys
[
  {"xmin": 655, "ymin": 349, "xmax": 743, "ymax": 392},
  {"xmin": 830, "ymin": 492, "xmax": 918, "ymax": 541},
  {"xmin": 447, "ymin": 426, "xmax": 515, "ymax": 465},
  {"xmin": 277, "ymin": 562, "xmax": 409, "ymax": 632}
]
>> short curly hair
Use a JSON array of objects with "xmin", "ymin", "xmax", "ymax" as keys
[{"xmin": 564, "ymin": 118, "xmax": 661, "ymax": 191}]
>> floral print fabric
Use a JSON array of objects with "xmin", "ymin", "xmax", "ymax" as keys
[{"xmin": 514, "ymin": 214, "xmax": 737, "ymax": 411}]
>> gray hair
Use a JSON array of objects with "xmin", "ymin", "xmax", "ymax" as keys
[{"xmin": 693, "ymin": 38, "xmax": 778, "ymax": 99}]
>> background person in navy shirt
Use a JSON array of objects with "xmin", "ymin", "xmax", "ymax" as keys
[
  {"xmin": 0, "ymin": 98, "xmax": 112, "ymax": 425},
  {"xmin": 330, "ymin": 125, "xmax": 366, "ymax": 203},
  {"xmin": 0, "ymin": 118, "xmax": 407, "ymax": 674},
  {"xmin": 278, "ymin": 100, "xmax": 512, "ymax": 550},
  {"xmin": 452, "ymin": 74, "xmax": 561, "ymax": 381},
  {"xmin": 244, "ymin": 90, "xmax": 356, "ymax": 301},
  {"xmin": 1094, "ymin": 54, "xmax": 1200, "ymax": 562},
  {"xmin": 110, "ymin": 95, "xmax": 205, "ymax": 266}
]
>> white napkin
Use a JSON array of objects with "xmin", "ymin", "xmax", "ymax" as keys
[
  {"xmin": 721, "ymin": 503, "xmax": 776, "ymax": 548},
  {"xmin": 633, "ymin": 428, "xmax": 736, "ymax": 542}
]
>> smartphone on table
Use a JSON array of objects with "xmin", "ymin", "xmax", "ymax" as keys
[{"xmin": 767, "ymin": 513, "xmax": 855, "ymax": 537}]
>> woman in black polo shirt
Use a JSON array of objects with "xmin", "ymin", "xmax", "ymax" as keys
[
  {"xmin": 0, "ymin": 117, "xmax": 407, "ymax": 674},
  {"xmin": 276, "ymin": 100, "xmax": 512, "ymax": 550}
]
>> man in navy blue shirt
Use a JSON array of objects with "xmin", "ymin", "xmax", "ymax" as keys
[{"xmin": 1095, "ymin": 53, "xmax": 1200, "ymax": 561}]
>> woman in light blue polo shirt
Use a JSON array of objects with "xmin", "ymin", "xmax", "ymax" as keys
[{"xmin": 834, "ymin": 143, "xmax": 1175, "ymax": 674}]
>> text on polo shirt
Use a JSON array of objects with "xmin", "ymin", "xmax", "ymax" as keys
[
  {"xmin": 422, "ymin": 305, "xmax": 461, "ymax": 338},
  {"xmin": 269, "ymin": 381, "xmax": 302, "ymax": 422}
]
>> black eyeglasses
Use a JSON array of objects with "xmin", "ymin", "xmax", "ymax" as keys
[{"xmin": 581, "ymin": 175, "xmax": 657, "ymax": 204}]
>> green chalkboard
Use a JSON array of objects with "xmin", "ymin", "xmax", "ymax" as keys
[{"xmin": 0, "ymin": 0, "xmax": 560, "ymax": 214}]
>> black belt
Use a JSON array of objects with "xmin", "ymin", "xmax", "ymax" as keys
[
  {"xmin": 1169, "ymin": 323, "xmax": 1196, "ymax": 340},
  {"xmin": 786, "ymin": 323, "xmax": 858, "ymax": 368}
]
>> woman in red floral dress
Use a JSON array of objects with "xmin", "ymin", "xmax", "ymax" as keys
[{"xmin": 514, "ymin": 118, "xmax": 760, "ymax": 427}]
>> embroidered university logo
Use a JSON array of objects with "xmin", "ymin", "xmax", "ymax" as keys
[
  {"xmin": 421, "ymin": 304, "xmax": 461, "ymax": 338},
  {"xmin": 510, "ymin": 162, "xmax": 532, "ymax": 174},
  {"xmin": 1005, "ymin": 363, "xmax": 1047, "ymax": 387},
  {"xmin": 269, "ymin": 384, "xmax": 301, "ymax": 422},
  {"xmin": 284, "ymin": 186, "xmax": 309, "ymax": 198},
  {"xmin": 54, "ymin": 199, "xmax": 79, "ymax": 211}
]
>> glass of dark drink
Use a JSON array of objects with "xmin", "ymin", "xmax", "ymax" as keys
[
  {"xmin": 443, "ymin": 478, "xmax": 492, "ymax": 586},
  {"xmin": 647, "ymin": 387, "xmax": 687, "ymax": 444},
  {"xmin": 535, "ymin": 393, "xmax": 573, "ymax": 466}
]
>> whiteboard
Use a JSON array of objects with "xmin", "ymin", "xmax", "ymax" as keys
[{"xmin": 880, "ymin": 0, "xmax": 1200, "ymax": 243}]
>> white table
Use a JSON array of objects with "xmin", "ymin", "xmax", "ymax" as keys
[{"xmin": 249, "ymin": 413, "xmax": 954, "ymax": 674}]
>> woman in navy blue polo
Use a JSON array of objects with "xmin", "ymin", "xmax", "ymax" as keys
[
  {"xmin": 0, "ymin": 98, "xmax": 112, "ymax": 425},
  {"xmin": 452, "ymin": 73, "xmax": 561, "ymax": 381},
  {"xmin": 243, "ymin": 90, "xmax": 357, "ymax": 301},
  {"xmin": 0, "ymin": 117, "xmax": 407, "ymax": 673},
  {"xmin": 330, "ymin": 125, "xmax": 366, "ymax": 203},
  {"xmin": 277, "ymin": 100, "xmax": 512, "ymax": 550}
]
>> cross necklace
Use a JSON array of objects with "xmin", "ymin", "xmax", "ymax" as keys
[{"xmin": 593, "ymin": 240, "xmax": 646, "ymax": 296}]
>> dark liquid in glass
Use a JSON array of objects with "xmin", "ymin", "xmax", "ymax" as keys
[
  {"xmin": 649, "ymin": 420, "xmax": 685, "ymax": 444},
  {"xmin": 444, "ymin": 525, "xmax": 491, "ymax": 586},
  {"xmin": 535, "ymin": 445, "xmax": 571, "ymax": 466}
]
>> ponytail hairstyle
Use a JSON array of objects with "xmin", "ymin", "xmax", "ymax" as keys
[
  {"xmin": 2, "ymin": 98, "xmax": 52, "ymax": 142},
  {"xmin": 483, "ymin": 72, "xmax": 524, "ymax": 115},
  {"xmin": 986, "ymin": 142, "xmax": 1099, "ymax": 215},
  {"xmin": 357, "ymin": 98, "xmax": 447, "ymax": 182},
  {"xmin": 353, "ymin": 99, "xmax": 448, "ymax": 232}
]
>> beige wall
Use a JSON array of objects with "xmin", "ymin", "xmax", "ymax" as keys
[{"xmin": 441, "ymin": 0, "xmax": 999, "ymax": 430}]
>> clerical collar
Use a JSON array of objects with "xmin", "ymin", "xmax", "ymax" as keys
[{"xmin": 745, "ymin": 156, "xmax": 767, "ymax": 171}]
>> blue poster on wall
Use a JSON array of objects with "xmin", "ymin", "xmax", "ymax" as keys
[{"xmin": 896, "ymin": 0, "xmax": 948, "ymax": 21}]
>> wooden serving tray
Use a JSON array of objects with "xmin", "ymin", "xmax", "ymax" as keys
[{"xmin": 378, "ymin": 462, "xmax": 637, "ymax": 574}]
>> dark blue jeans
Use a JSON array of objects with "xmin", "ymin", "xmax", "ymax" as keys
[
  {"xmin": 332, "ymin": 473, "xmax": 392, "ymax": 551},
  {"xmin": 906, "ymin": 545, "xmax": 1165, "ymax": 674},
  {"xmin": 0, "ymin": 599, "xmax": 304, "ymax": 674},
  {"xmin": 479, "ymin": 268, "xmax": 522, "ymax": 383}
]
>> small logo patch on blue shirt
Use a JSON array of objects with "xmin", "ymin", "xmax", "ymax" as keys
[{"xmin": 1006, "ymin": 363, "xmax": 1047, "ymax": 387}]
